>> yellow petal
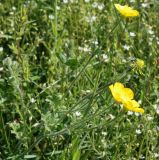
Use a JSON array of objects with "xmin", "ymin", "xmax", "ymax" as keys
[
  {"xmin": 123, "ymin": 100, "xmax": 144, "ymax": 113},
  {"xmin": 132, "ymin": 107, "xmax": 144, "ymax": 113},
  {"xmin": 109, "ymin": 84, "xmax": 123, "ymax": 103},
  {"xmin": 114, "ymin": 4, "xmax": 139, "ymax": 17},
  {"xmin": 123, "ymin": 88, "xmax": 134, "ymax": 100},
  {"xmin": 114, "ymin": 82, "xmax": 124, "ymax": 89}
]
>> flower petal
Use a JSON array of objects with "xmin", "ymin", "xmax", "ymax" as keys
[
  {"xmin": 114, "ymin": 4, "xmax": 139, "ymax": 17},
  {"xmin": 109, "ymin": 84, "xmax": 123, "ymax": 103},
  {"xmin": 123, "ymin": 88, "xmax": 134, "ymax": 100},
  {"xmin": 123, "ymin": 100, "xmax": 144, "ymax": 113}
]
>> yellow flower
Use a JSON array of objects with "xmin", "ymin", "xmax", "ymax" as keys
[
  {"xmin": 109, "ymin": 82, "xmax": 144, "ymax": 113},
  {"xmin": 136, "ymin": 59, "xmax": 145, "ymax": 69},
  {"xmin": 114, "ymin": 4, "xmax": 139, "ymax": 17},
  {"xmin": 109, "ymin": 82, "xmax": 134, "ymax": 103}
]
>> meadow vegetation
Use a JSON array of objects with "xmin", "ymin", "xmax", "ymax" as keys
[{"xmin": 0, "ymin": 0, "xmax": 159, "ymax": 159}]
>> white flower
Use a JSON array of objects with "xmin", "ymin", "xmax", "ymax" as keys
[
  {"xmin": 85, "ymin": 16, "xmax": 96, "ymax": 23},
  {"xmin": 98, "ymin": 4, "xmax": 104, "ymax": 10},
  {"xmin": 9, "ymin": 12, "xmax": 14, "ymax": 15},
  {"xmin": 138, "ymin": 100, "xmax": 142, "ymax": 105},
  {"xmin": 101, "ymin": 131, "xmax": 108, "ymax": 136},
  {"xmin": 12, "ymin": 6, "xmax": 16, "ymax": 11},
  {"xmin": 129, "ymin": 32, "xmax": 136, "ymax": 37},
  {"xmin": 91, "ymin": 16, "xmax": 96, "ymax": 21},
  {"xmin": 63, "ymin": 0, "xmax": 68, "ymax": 4},
  {"xmin": 148, "ymin": 29, "xmax": 154, "ymax": 35},
  {"xmin": 102, "ymin": 54, "xmax": 109, "ymax": 62},
  {"xmin": 141, "ymin": 3, "xmax": 148, "ymax": 8},
  {"xmin": 146, "ymin": 115, "xmax": 153, "ymax": 121},
  {"xmin": 30, "ymin": 98, "xmax": 36, "ymax": 103},
  {"xmin": 75, "ymin": 111, "xmax": 81, "ymax": 117},
  {"xmin": 123, "ymin": 45, "xmax": 130, "ymax": 51},
  {"xmin": 127, "ymin": 111, "xmax": 133, "ymax": 115},
  {"xmin": 0, "ymin": 67, "xmax": 3, "ymax": 71},
  {"xmin": 156, "ymin": 107, "xmax": 159, "ymax": 114},
  {"xmin": 48, "ymin": 14, "xmax": 54, "ymax": 20},
  {"xmin": 83, "ymin": 45, "xmax": 91, "ymax": 52},
  {"xmin": 154, "ymin": 153, "xmax": 159, "ymax": 158},
  {"xmin": 84, "ymin": 0, "xmax": 90, "ymax": 3},
  {"xmin": 135, "ymin": 112, "xmax": 140, "ymax": 116},
  {"xmin": 136, "ymin": 129, "xmax": 142, "ymax": 135},
  {"xmin": 93, "ymin": 40, "xmax": 98, "ymax": 45},
  {"xmin": 0, "ymin": 47, "xmax": 3, "ymax": 52},
  {"xmin": 56, "ymin": 6, "xmax": 60, "ymax": 10},
  {"xmin": 109, "ymin": 114, "xmax": 115, "ymax": 120}
]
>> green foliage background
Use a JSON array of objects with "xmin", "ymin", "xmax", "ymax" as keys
[{"xmin": 0, "ymin": 0, "xmax": 159, "ymax": 159}]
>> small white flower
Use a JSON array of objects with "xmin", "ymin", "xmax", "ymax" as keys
[
  {"xmin": 141, "ymin": 3, "xmax": 148, "ymax": 8},
  {"xmin": 85, "ymin": 90, "xmax": 91, "ymax": 93},
  {"xmin": 0, "ymin": 47, "xmax": 3, "ymax": 52},
  {"xmin": 136, "ymin": 129, "xmax": 142, "ymax": 135},
  {"xmin": 146, "ymin": 115, "xmax": 153, "ymax": 121},
  {"xmin": 0, "ymin": 67, "xmax": 3, "ymax": 71},
  {"xmin": 148, "ymin": 29, "xmax": 154, "ymax": 35},
  {"xmin": 135, "ymin": 112, "xmax": 140, "ymax": 116},
  {"xmin": 91, "ymin": 16, "xmax": 96, "ymax": 21},
  {"xmin": 30, "ymin": 98, "xmax": 36, "ymax": 103},
  {"xmin": 9, "ymin": 12, "xmax": 14, "ymax": 15},
  {"xmin": 0, "ymin": 31, "xmax": 4, "ymax": 35},
  {"xmin": 98, "ymin": 4, "xmax": 104, "ymax": 10},
  {"xmin": 63, "ymin": 0, "xmax": 68, "ymax": 4},
  {"xmin": 127, "ymin": 111, "xmax": 133, "ymax": 115},
  {"xmin": 56, "ymin": 6, "xmax": 60, "ymax": 10},
  {"xmin": 109, "ymin": 114, "xmax": 115, "ymax": 120},
  {"xmin": 129, "ymin": 32, "xmax": 136, "ymax": 37},
  {"xmin": 102, "ymin": 54, "xmax": 109, "ymax": 62},
  {"xmin": 12, "ymin": 6, "xmax": 16, "ymax": 11},
  {"xmin": 139, "ymin": 155, "xmax": 145, "ymax": 159},
  {"xmin": 48, "ymin": 14, "xmax": 54, "ymax": 20},
  {"xmin": 79, "ymin": 44, "xmax": 91, "ymax": 52},
  {"xmin": 123, "ymin": 45, "xmax": 130, "ymax": 51},
  {"xmin": 101, "ymin": 131, "xmax": 108, "ymax": 136},
  {"xmin": 154, "ymin": 153, "xmax": 159, "ymax": 158},
  {"xmin": 85, "ymin": 16, "xmax": 96, "ymax": 23},
  {"xmin": 75, "ymin": 111, "xmax": 81, "ymax": 117},
  {"xmin": 156, "ymin": 107, "xmax": 159, "ymax": 114},
  {"xmin": 84, "ymin": 0, "xmax": 90, "ymax": 3},
  {"xmin": 138, "ymin": 100, "xmax": 142, "ymax": 105},
  {"xmin": 93, "ymin": 40, "xmax": 98, "ymax": 45},
  {"xmin": 153, "ymin": 104, "xmax": 157, "ymax": 109}
]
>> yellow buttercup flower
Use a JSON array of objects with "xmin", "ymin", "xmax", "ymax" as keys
[
  {"xmin": 114, "ymin": 4, "xmax": 139, "ymax": 17},
  {"xmin": 109, "ymin": 82, "xmax": 144, "ymax": 113},
  {"xmin": 136, "ymin": 59, "xmax": 145, "ymax": 69}
]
